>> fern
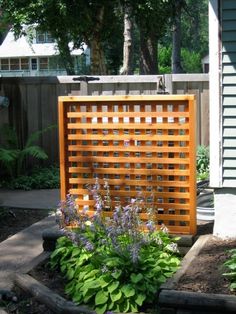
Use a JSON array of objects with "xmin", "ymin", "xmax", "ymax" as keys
[
  {"xmin": 0, "ymin": 124, "xmax": 56, "ymax": 177},
  {"xmin": 25, "ymin": 125, "xmax": 56, "ymax": 148},
  {"xmin": 0, "ymin": 124, "xmax": 18, "ymax": 149}
]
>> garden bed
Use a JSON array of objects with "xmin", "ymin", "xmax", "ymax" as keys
[
  {"xmin": 158, "ymin": 235, "xmax": 236, "ymax": 314},
  {"xmin": 11, "ymin": 233, "xmax": 236, "ymax": 314},
  {"xmin": 1, "ymin": 216, "xmax": 235, "ymax": 314}
]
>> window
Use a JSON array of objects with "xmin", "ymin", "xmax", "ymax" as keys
[
  {"xmin": 1, "ymin": 59, "xmax": 9, "ymax": 70},
  {"xmin": 45, "ymin": 32, "xmax": 54, "ymax": 43},
  {"xmin": 39, "ymin": 57, "xmax": 48, "ymax": 70},
  {"xmin": 10, "ymin": 59, "xmax": 20, "ymax": 70},
  {"xmin": 20, "ymin": 58, "xmax": 29, "ymax": 70},
  {"xmin": 36, "ymin": 31, "xmax": 45, "ymax": 43},
  {"xmin": 36, "ymin": 31, "xmax": 54, "ymax": 43},
  {"xmin": 31, "ymin": 58, "xmax": 37, "ymax": 70}
]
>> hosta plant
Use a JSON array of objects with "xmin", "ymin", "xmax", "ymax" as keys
[{"xmin": 51, "ymin": 180, "xmax": 180, "ymax": 313}]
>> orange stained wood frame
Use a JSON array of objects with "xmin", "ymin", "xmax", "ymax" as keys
[{"xmin": 58, "ymin": 95, "xmax": 197, "ymax": 235}]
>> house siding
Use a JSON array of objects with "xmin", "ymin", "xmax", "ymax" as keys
[{"xmin": 222, "ymin": 0, "xmax": 236, "ymax": 187}]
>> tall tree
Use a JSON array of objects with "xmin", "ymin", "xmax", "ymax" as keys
[
  {"xmin": 132, "ymin": 0, "xmax": 172, "ymax": 74},
  {"xmin": 171, "ymin": 0, "xmax": 186, "ymax": 73},
  {"xmin": 120, "ymin": 4, "xmax": 134, "ymax": 75}
]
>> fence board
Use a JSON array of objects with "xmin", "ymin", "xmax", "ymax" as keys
[
  {"xmin": 58, "ymin": 95, "xmax": 197, "ymax": 235},
  {"xmin": 0, "ymin": 75, "xmax": 209, "ymax": 170}
]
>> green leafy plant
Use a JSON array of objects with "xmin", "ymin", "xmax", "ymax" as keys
[
  {"xmin": 0, "ymin": 165, "xmax": 59, "ymax": 190},
  {"xmin": 0, "ymin": 124, "xmax": 56, "ymax": 178},
  {"xmin": 223, "ymin": 249, "xmax": 236, "ymax": 291},
  {"xmin": 50, "ymin": 180, "xmax": 180, "ymax": 313},
  {"xmin": 196, "ymin": 145, "xmax": 209, "ymax": 181},
  {"xmin": 181, "ymin": 49, "xmax": 202, "ymax": 73}
]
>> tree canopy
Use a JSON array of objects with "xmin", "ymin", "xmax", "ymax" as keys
[{"xmin": 0, "ymin": 0, "xmax": 208, "ymax": 75}]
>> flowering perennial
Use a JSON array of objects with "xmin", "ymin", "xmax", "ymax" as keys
[{"xmin": 51, "ymin": 179, "xmax": 180, "ymax": 313}]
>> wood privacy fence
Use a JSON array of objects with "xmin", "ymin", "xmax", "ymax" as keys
[
  {"xmin": 58, "ymin": 95, "xmax": 197, "ymax": 235},
  {"xmin": 0, "ymin": 74, "xmax": 208, "ymax": 168}
]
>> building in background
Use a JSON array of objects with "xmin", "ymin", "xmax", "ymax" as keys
[{"xmin": 0, "ymin": 26, "xmax": 90, "ymax": 76}]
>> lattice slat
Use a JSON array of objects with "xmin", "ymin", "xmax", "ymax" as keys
[{"xmin": 58, "ymin": 95, "xmax": 196, "ymax": 235}]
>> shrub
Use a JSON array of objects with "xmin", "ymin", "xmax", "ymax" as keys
[
  {"xmin": 181, "ymin": 49, "xmax": 202, "ymax": 73},
  {"xmin": 50, "ymin": 180, "xmax": 180, "ymax": 313},
  {"xmin": 0, "ymin": 165, "xmax": 59, "ymax": 190}
]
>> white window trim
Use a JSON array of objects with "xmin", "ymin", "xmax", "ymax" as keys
[{"xmin": 209, "ymin": 0, "xmax": 223, "ymax": 188}]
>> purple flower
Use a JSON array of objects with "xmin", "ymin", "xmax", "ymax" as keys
[{"xmin": 146, "ymin": 221, "xmax": 155, "ymax": 233}]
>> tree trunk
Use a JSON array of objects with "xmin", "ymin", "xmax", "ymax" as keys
[
  {"xmin": 172, "ymin": 1, "xmax": 184, "ymax": 74},
  {"xmin": 139, "ymin": 32, "xmax": 158, "ymax": 74},
  {"xmin": 120, "ymin": 5, "xmax": 134, "ymax": 75},
  {"xmin": 90, "ymin": 39, "xmax": 107, "ymax": 75}
]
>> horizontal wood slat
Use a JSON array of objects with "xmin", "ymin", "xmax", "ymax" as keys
[
  {"xmin": 58, "ymin": 95, "xmax": 196, "ymax": 235},
  {"xmin": 67, "ymin": 123, "xmax": 190, "ymax": 130},
  {"xmin": 68, "ymin": 167, "xmax": 190, "ymax": 176},
  {"xmin": 68, "ymin": 145, "xmax": 190, "ymax": 153}
]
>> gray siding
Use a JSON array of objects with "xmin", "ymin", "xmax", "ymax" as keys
[{"xmin": 222, "ymin": 0, "xmax": 236, "ymax": 186}]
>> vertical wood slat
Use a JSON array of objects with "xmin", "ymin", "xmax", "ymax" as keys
[
  {"xmin": 58, "ymin": 95, "xmax": 197, "ymax": 235},
  {"xmin": 188, "ymin": 97, "xmax": 197, "ymax": 235},
  {"xmin": 58, "ymin": 99, "xmax": 68, "ymax": 201}
]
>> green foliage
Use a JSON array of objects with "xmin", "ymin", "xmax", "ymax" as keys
[
  {"xmin": 50, "ymin": 184, "xmax": 180, "ymax": 313},
  {"xmin": 181, "ymin": 0, "xmax": 209, "ymax": 56},
  {"xmin": 158, "ymin": 46, "xmax": 202, "ymax": 74},
  {"xmin": 51, "ymin": 233, "xmax": 180, "ymax": 313},
  {"xmin": 196, "ymin": 145, "xmax": 209, "ymax": 181},
  {"xmin": 0, "ymin": 165, "xmax": 59, "ymax": 190},
  {"xmin": 181, "ymin": 48, "xmax": 202, "ymax": 73},
  {"xmin": 158, "ymin": 45, "xmax": 172, "ymax": 74},
  {"xmin": 0, "ymin": 124, "xmax": 56, "ymax": 178},
  {"xmin": 0, "ymin": 0, "xmax": 208, "ymax": 75},
  {"xmin": 223, "ymin": 249, "xmax": 236, "ymax": 291}
]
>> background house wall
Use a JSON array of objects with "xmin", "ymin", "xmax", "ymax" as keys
[{"xmin": 0, "ymin": 28, "xmax": 89, "ymax": 76}]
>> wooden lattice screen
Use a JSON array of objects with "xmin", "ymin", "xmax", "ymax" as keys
[{"xmin": 58, "ymin": 95, "xmax": 196, "ymax": 235}]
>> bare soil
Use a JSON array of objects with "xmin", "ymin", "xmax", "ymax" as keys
[
  {"xmin": 0, "ymin": 211, "xmax": 236, "ymax": 313},
  {"xmin": 0, "ymin": 207, "xmax": 50, "ymax": 242},
  {"xmin": 176, "ymin": 236, "xmax": 236, "ymax": 295}
]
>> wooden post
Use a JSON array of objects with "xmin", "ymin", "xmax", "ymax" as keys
[
  {"xmin": 58, "ymin": 98, "xmax": 68, "ymax": 201},
  {"xmin": 189, "ymin": 96, "xmax": 197, "ymax": 235}
]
